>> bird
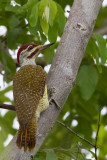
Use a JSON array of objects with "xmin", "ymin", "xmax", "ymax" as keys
[{"xmin": 13, "ymin": 42, "xmax": 54, "ymax": 151}]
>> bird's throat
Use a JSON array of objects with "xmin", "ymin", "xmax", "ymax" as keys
[{"xmin": 20, "ymin": 58, "xmax": 36, "ymax": 67}]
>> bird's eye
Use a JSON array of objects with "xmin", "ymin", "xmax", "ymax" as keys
[{"xmin": 28, "ymin": 46, "xmax": 34, "ymax": 51}]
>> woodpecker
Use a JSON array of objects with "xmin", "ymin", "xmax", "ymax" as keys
[{"xmin": 13, "ymin": 42, "xmax": 54, "ymax": 151}]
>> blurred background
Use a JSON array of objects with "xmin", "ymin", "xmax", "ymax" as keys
[{"xmin": 0, "ymin": 0, "xmax": 107, "ymax": 159}]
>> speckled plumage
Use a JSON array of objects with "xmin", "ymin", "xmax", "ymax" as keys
[{"xmin": 13, "ymin": 65, "xmax": 49, "ymax": 151}]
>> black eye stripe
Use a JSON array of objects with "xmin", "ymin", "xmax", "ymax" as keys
[{"xmin": 27, "ymin": 45, "xmax": 35, "ymax": 51}]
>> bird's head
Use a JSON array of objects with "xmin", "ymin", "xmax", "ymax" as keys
[{"xmin": 17, "ymin": 42, "xmax": 54, "ymax": 66}]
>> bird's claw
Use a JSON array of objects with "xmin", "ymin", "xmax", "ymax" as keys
[{"xmin": 48, "ymin": 88, "xmax": 61, "ymax": 110}]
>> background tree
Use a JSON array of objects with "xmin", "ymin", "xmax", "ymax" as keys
[{"xmin": 0, "ymin": 0, "xmax": 107, "ymax": 159}]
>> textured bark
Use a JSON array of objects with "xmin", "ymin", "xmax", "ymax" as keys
[{"xmin": 0, "ymin": 0, "xmax": 103, "ymax": 159}]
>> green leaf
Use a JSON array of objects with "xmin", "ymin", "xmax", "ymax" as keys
[
  {"xmin": 28, "ymin": 18, "xmax": 40, "ymax": 36},
  {"xmin": 86, "ymin": 36, "xmax": 102, "ymax": 72},
  {"xmin": 48, "ymin": 21, "xmax": 58, "ymax": 42},
  {"xmin": 98, "ymin": 125, "xmax": 107, "ymax": 157},
  {"xmin": 0, "ymin": 111, "xmax": 16, "ymax": 152},
  {"xmin": 0, "ymin": 86, "xmax": 12, "ymax": 95},
  {"xmin": 39, "ymin": 0, "xmax": 49, "ymax": 34},
  {"xmin": 49, "ymin": 0, "xmax": 57, "ymax": 26},
  {"xmin": 39, "ymin": 0, "xmax": 57, "ymax": 34},
  {"xmin": 77, "ymin": 65, "xmax": 98, "ymax": 100},
  {"xmin": 66, "ymin": 156, "xmax": 71, "ymax": 160},
  {"xmin": 29, "ymin": 26, "xmax": 38, "ymax": 36},
  {"xmin": 29, "ymin": 2, "xmax": 39, "ymax": 27},
  {"xmin": 88, "ymin": 150, "xmax": 95, "ymax": 157},
  {"xmin": 46, "ymin": 149, "xmax": 58, "ymax": 160},
  {"xmin": 86, "ymin": 37, "xmax": 100, "ymax": 65},
  {"xmin": 56, "ymin": 3, "xmax": 66, "ymax": 35},
  {"xmin": 39, "ymin": 0, "xmax": 49, "ymax": 22},
  {"xmin": 17, "ymin": 0, "xmax": 38, "ymax": 14},
  {"xmin": 53, "ymin": 0, "xmax": 73, "ymax": 9},
  {"xmin": 9, "ymin": 16, "xmax": 20, "ymax": 29},
  {"xmin": 5, "ymin": 5, "xmax": 19, "ymax": 12},
  {"xmin": 40, "ymin": 31, "xmax": 47, "ymax": 43},
  {"xmin": 0, "ymin": 51, "xmax": 16, "ymax": 80},
  {"xmin": 0, "ymin": 94, "xmax": 12, "ymax": 103},
  {"xmin": 43, "ymin": 45, "xmax": 55, "ymax": 63},
  {"xmin": 40, "ymin": 18, "xmax": 49, "ymax": 34},
  {"xmin": 94, "ymin": 34, "xmax": 107, "ymax": 65},
  {"xmin": 7, "ymin": 28, "xmax": 22, "ymax": 48},
  {"xmin": 15, "ymin": 0, "xmax": 27, "ymax": 5}
]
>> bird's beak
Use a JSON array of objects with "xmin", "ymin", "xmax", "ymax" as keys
[
  {"xmin": 27, "ymin": 42, "xmax": 54, "ymax": 59},
  {"xmin": 37, "ymin": 42, "xmax": 54, "ymax": 52}
]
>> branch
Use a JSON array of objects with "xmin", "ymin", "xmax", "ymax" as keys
[
  {"xmin": 95, "ymin": 26, "xmax": 107, "ymax": 35},
  {"xmin": 95, "ymin": 107, "xmax": 101, "ymax": 160},
  {"xmin": 0, "ymin": 104, "xmax": 15, "ymax": 111},
  {"xmin": 0, "ymin": 40, "xmax": 10, "ymax": 56},
  {"xmin": 0, "ymin": 0, "xmax": 103, "ymax": 159},
  {"xmin": 0, "ymin": 40, "xmax": 19, "ymax": 74},
  {"xmin": 56, "ymin": 120, "xmax": 95, "ymax": 148},
  {"xmin": 0, "ymin": 41, "xmax": 12, "ymax": 74}
]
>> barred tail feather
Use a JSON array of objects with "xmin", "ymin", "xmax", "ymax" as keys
[{"xmin": 16, "ymin": 119, "xmax": 37, "ymax": 151}]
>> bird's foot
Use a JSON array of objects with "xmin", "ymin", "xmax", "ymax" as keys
[
  {"xmin": 48, "ymin": 88, "xmax": 61, "ymax": 110},
  {"xmin": 49, "ymin": 98, "xmax": 61, "ymax": 110},
  {"xmin": 30, "ymin": 155, "xmax": 33, "ymax": 160}
]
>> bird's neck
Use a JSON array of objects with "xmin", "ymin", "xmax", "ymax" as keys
[{"xmin": 20, "ymin": 58, "xmax": 36, "ymax": 67}]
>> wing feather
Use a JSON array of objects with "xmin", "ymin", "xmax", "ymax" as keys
[{"xmin": 13, "ymin": 65, "xmax": 46, "ymax": 131}]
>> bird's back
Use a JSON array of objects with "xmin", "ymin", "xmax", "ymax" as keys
[{"xmin": 13, "ymin": 65, "xmax": 46, "ymax": 131}]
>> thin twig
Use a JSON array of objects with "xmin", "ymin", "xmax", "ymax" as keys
[
  {"xmin": 56, "ymin": 120, "xmax": 95, "ymax": 148},
  {"xmin": 95, "ymin": 107, "xmax": 101, "ymax": 160},
  {"xmin": 0, "ymin": 103, "xmax": 15, "ymax": 111},
  {"xmin": 76, "ymin": 143, "xmax": 85, "ymax": 160}
]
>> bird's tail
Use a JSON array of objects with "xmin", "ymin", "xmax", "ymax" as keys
[{"xmin": 16, "ymin": 119, "xmax": 37, "ymax": 151}]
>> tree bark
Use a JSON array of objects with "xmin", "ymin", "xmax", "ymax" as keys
[{"xmin": 0, "ymin": 0, "xmax": 103, "ymax": 159}]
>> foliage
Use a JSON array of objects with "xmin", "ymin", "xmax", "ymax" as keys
[{"xmin": 0, "ymin": 0, "xmax": 107, "ymax": 159}]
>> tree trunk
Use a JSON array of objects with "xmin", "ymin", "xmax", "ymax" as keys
[{"xmin": 0, "ymin": 0, "xmax": 103, "ymax": 159}]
